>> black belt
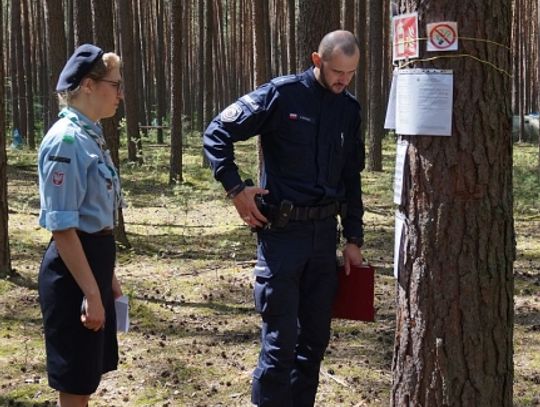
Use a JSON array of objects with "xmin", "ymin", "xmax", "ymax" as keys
[
  {"xmin": 76, "ymin": 229, "xmax": 114, "ymax": 237},
  {"xmin": 263, "ymin": 201, "xmax": 343, "ymax": 222}
]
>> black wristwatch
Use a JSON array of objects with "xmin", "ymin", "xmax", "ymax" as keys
[{"xmin": 346, "ymin": 237, "xmax": 362, "ymax": 248}]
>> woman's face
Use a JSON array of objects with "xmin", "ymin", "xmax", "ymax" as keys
[{"xmin": 94, "ymin": 66, "xmax": 123, "ymax": 119}]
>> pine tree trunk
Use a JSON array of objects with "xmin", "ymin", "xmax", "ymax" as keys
[
  {"xmin": 355, "ymin": 0, "xmax": 367, "ymax": 124},
  {"xmin": 538, "ymin": 0, "xmax": 540, "ymax": 175},
  {"xmin": 92, "ymin": 0, "xmax": 130, "ymax": 248},
  {"xmin": 66, "ymin": 0, "xmax": 74, "ymax": 52},
  {"xmin": 197, "ymin": 0, "xmax": 204, "ymax": 135},
  {"xmin": 22, "ymin": 0, "xmax": 35, "ymax": 149},
  {"xmin": 37, "ymin": 1, "xmax": 50, "ymax": 131},
  {"xmin": 287, "ymin": 0, "xmax": 296, "ymax": 73},
  {"xmin": 12, "ymin": 0, "xmax": 28, "ymax": 144},
  {"xmin": 156, "ymin": 0, "xmax": 166, "ymax": 144},
  {"xmin": 253, "ymin": 0, "xmax": 269, "ymax": 86},
  {"xmin": 0, "ymin": 2, "xmax": 11, "ymax": 278},
  {"xmin": 297, "ymin": 0, "xmax": 340, "ymax": 70},
  {"xmin": 44, "ymin": 0, "xmax": 67, "ymax": 122},
  {"xmin": 201, "ymin": 0, "xmax": 213, "ymax": 167},
  {"xmin": 116, "ymin": 0, "xmax": 142, "ymax": 163},
  {"xmin": 74, "ymin": 0, "xmax": 93, "ymax": 44},
  {"xmin": 169, "ymin": 0, "xmax": 183, "ymax": 184},
  {"xmin": 344, "ymin": 0, "xmax": 354, "ymax": 31},
  {"xmin": 392, "ymin": 1, "xmax": 514, "ymax": 406},
  {"xmin": 367, "ymin": 0, "xmax": 383, "ymax": 171}
]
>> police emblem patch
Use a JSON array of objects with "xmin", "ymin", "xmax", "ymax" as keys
[{"xmin": 220, "ymin": 103, "xmax": 242, "ymax": 123}]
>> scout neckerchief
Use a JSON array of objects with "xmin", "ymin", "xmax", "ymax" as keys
[{"xmin": 59, "ymin": 107, "xmax": 125, "ymax": 225}]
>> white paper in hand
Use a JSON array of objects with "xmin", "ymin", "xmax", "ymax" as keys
[{"xmin": 115, "ymin": 295, "xmax": 130, "ymax": 332}]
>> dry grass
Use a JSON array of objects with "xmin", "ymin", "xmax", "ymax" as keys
[{"xmin": 0, "ymin": 136, "xmax": 538, "ymax": 406}]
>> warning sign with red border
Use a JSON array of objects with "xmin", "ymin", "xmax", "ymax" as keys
[
  {"xmin": 427, "ymin": 22, "xmax": 458, "ymax": 52},
  {"xmin": 392, "ymin": 13, "xmax": 419, "ymax": 61}
]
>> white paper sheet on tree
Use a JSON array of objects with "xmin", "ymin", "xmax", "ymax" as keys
[
  {"xmin": 394, "ymin": 211, "xmax": 406, "ymax": 278},
  {"xmin": 396, "ymin": 69, "xmax": 453, "ymax": 136},
  {"xmin": 393, "ymin": 139, "xmax": 409, "ymax": 205},
  {"xmin": 384, "ymin": 69, "xmax": 398, "ymax": 129}
]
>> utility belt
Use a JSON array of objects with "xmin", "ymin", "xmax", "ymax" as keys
[{"xmin": 260, "ymin": 200, "xmax": 346, "ymax": 229}]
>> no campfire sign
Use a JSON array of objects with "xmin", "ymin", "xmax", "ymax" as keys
[{"xmin": 393, "ymin": 13, "xmax": 419, "ymax": 61}]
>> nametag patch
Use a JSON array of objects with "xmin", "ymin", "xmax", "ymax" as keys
[
  {"xmin": 288, "ymin": 113, "xmax": 315, "ymax": 124},
  {"xmin": 220, "ymin": 103, "xmax": 242, "ymax": 123},
  {"xmin": 52, "ymin": 171, "xmax": 65, "ymax": 186},
  {"xmin": 49, "ymin": 155, "xmax": 71, "ymax": 164}
]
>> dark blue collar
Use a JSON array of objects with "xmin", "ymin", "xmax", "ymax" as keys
[{"xmin": 302, "ymin": 67, "xmax": 340, "ymax": 99}]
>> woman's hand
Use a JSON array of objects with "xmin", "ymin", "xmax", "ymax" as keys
[
  {"xmin": 112, "ymin": 273, "xmax": 123, "ymax": 299},
  {"xmin": 80, "ymin": 294, "xmax": 106, "ymax": 331}
]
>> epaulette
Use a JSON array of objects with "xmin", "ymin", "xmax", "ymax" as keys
[{"xmin": 271, "ymin": 74, "xmax": 301, "ymax": 87}]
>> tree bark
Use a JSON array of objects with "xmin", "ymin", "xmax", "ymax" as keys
[
  {"xmin": 44, "ymin": 0, "xmax": 67, "ymax": 122},
  {"xmin": 287, "ymin": 0, "xmax": 296, "ymax": 73},
  {"xmin": 344, "ymin": 0, "xmax": 354, "ymax": 32},
  {"xmin": 0, "ymin": 1, "xmax": 11, "ymax": 278},
  {"xmin": 169, "ymin": 0, "xmax": 183, "ymax": 184},
  {"xmin": 22, "ymin": 0, "xmax": 35, "ymax": 149},
  {"xmin": 66, "ymin": 0, "xmax": 74, "ymax": 52},
  {"xmin": 202, "ymin": 0, "xmax": 214, "ymax": 167},
  {"xmin": 9, "ymin": 5, "xmax": 20, "ymax": 138},
  {"xmin": 74, "ymin": 0, "xmax": 93, "ymax": 45},
  {"xmin": 155, "ymin": 0, "xmax": 167, "ymax": 144},
  {"xmin": 367, "ymin": 0, "xmax": 383, "ymax": 171},
  {"xmin": 253, "ymin": 0, "xmax": 269, "ymax": 86},
  {"xmin": 12, "ymin": 0, "xmax": 28, "ymax": 144},
  {"xmin": 116, "ymin": 0, "xmax": 142, "ymax": 163},
  {"xmin": 92, "ymin": 0, "xmax": 130, "ymax": 248},
  {"xmin": 392, "ymin": 1, "xmax": 514, "ymax": 406},
  {"xmin": 197, "ymin": 0, "xmax": 204, "ymax": 134},
  {"xmin": 297, "ymin": 0, "xmax": 340, "ymax": 70},
  {"xmin": 37, "ymin": 0, "xmax": 51, "ymax": 131},
  {"xmin": 355, "ymin": 0, "xmax": 367, "ymax": 124}
]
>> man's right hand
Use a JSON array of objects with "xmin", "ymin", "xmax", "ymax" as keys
[{"xmin": 233, "ymin": 187, "xmax": 269, "ymax": 228}]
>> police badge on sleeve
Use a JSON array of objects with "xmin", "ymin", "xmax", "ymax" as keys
[{"xmin": 220, "ymin": 103, "xmax": 242, "ymax": 123}]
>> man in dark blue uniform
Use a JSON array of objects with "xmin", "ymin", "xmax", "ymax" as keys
[{"xmin": 204, "ymin": 30, "xmax": 365, "ymax": 406}]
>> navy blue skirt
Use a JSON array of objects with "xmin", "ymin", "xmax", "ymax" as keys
[{"xmin": 38, "ymin": 234, "xmax": 118, "ymax": 395}]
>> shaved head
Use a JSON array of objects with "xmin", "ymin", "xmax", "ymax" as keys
[{"xmin": 318, "ymin": 30, "xmax": 359, "ymax": 61}]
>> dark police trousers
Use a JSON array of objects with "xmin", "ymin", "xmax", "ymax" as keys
[{"xmin": 251, "ymin": 216, "xmax": 339, "ymax": 407}]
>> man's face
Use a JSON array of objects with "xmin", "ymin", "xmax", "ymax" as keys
[{"xmin": 316, "ymin": 49, "xmax": 359, "ymax": 94}]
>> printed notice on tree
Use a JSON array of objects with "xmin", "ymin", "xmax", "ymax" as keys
[
  {"xmin": 384, "ymin": 69, "xmax": 398, "ymax": 130},
  {"xmin": 396, "ymin": 69, "xmax": 453, "ymax": 136},
  {"xmin": 393, "ymin": 139, "xmax": 409, "ymax": 205},
  {"xmin": 394, "ymin": 211, "xmax": 406, "ymax": 279}
]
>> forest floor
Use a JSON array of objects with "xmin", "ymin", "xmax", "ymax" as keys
[{"xmin": 0, "ymin": 134, "xmax": 539, "ymax": 407}]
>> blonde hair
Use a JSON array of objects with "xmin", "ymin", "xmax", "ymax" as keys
[{"xmin": 58, "ymin": 52, "xmax": 122, "ymax": 107}]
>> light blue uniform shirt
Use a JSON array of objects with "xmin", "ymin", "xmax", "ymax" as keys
[{"xmin": 38, "ymin": 107, "xmax": 121, "ymax": 233}]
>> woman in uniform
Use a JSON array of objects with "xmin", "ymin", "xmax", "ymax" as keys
[{"xmin": 37, "ymin": 43, "xmax": 124, "ymax": 407}]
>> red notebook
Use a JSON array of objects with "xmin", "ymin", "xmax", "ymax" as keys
[{"xmin": 332, "ymin": 263, "xmax": 375, "ymax": 321}]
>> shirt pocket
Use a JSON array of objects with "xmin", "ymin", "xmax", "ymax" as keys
[
  {"xmin": 275, "ymin": 120, "xmax": 315, "ymax": 176},
  {"xmin": 328, "ymin": 130, "xmax": 345, "ymax": 187}
]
